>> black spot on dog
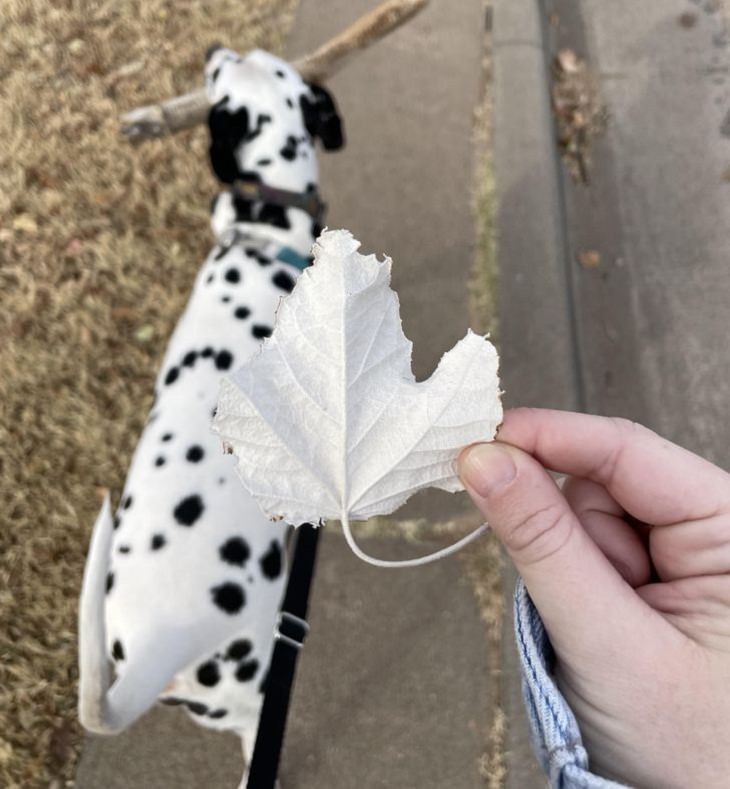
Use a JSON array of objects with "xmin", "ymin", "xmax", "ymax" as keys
[
  {"xmin": 244, "ymin": 113, "xmax": 273, "ymax": 143},
  {"xmin": 162, "ymin": 432, "xmax": 173, "ymax": 442},
  {"xmin": 212, "ymin": 67, "xmax": 220, "ymax": 82},
  {"xmin": 213, "ymin": 245, "xmax": 230, "ymax": 261},
  {"xmin": 258, "ymin": 669, "xmax": 269, "ymax": 695},
  {"xmin": 286, "ymin": 97, "xmax": 294, "ymax": 109},
  {"xmin": 160, "ymin": 697, "xmax": 185, "ymax": 706},
  {"xmin": 235, "ymin": 306, "xmax": 251, "ymax": 320},
  {"xmin": 224, "ymin": 267, "xmax": 240, "ymax": 284},
  {"xmin": 301, "ymin": 83, "xmax": 344, "ymax": 150},
  {"xmin": 151, "ymin": 534, "xmax": 166, "ymax": 551},
  {"xmin": 244, "ymin": 246, "xmax": 272, "ymax": 266},
  {"xmin": 211, "ymin": 582, "xmax": 246, "ymax": 614},
  {"xmin": 275, "ymin": 69, "xmax": 285, "ymax": 78},
  {"xmin": 196, "ymin": 661, "xmax": 221, "ymax": 687},
  {"xmin": 236, "ymin": 658, "xmax": 260, "ymax": 682},
  {"xmin": 260, "ymin": 541, "xmax": 282, "ymax": 580},
  {"xmin": 218, "ymin": 477, "xmax": 225, "ymax": 485},
  {"xmin": 208, "ymin": 708, "xmax": 228, "ymax": 719},
  {"xmin": 112, "ymin": 638, "xmax": 124, "ymax": 660},
  {"xmin": 279, "ymin": 135, "xmax": 298, "ymax": 161},
  {"xmin": 259, "ymin": 203, "xmax": 291, "ymax": 229},
  {"xmin": 154, "ymin": 456, "xmax": 165, "ymax": 467},
  {"xmin": 173, "ymin": 495, "xmax": 204, "ymax": 527},
  {"xmin": 182, "ymin": 350, "xmax": 198, "ymax": 367},
  {"xmin": 112, "ymin": 639, "xmax": 125, "ymax": 661},
  {"xmin": 106, "ymin": 572, "xmax": 114, "ymax": 594},
  {"xmin": 256, "ymin": 158, "xmax": 272, "ymax": 166},
  {"xmin": 252, "ymin": 324, "xmax": 273, "ymax": 339},
  {"xmin": 201, "ymin": 347, "xmax": 214, "ymax": 358},
  {"xmin": 208, "ymin": 102, "xmax": 249, "ymax": 183},
  {"xmin": 118, "ymin": 545, "xmax": 131, "ymax": 555},
  {"xmin": 165, "ymin": 367, "xmax": 180, "ymax": 386},
  {"xmin": 226, "ymin": 638, "xmax": 252, "ymax": 661},
  {"xmin": 113, "ymin": 515, "xmax": 121, "ymax": 530},
  {"xmin": 232, "ymin": 196, "xmax": 255, "ymax": 225},
  {"xmin": 221, "ymin": 295, "xmax": 231, "ymax": 303},
  {"xmin": 186, "ymin": 701, "xmax": 209, "ymax": 716},
  {"xmin": 186, "ymin": 445, "xmax": 204, "ymax": 463},
  {"xmin": 272, "ymin": 270, "xmax": 295, "ymax": 293},
  {"xmin": 215, "ymin": 350, "xmax": 233, "ymax": 370},
  {"xmin": 219, "ymin": 536, "xmax": 250, "ymax": 567},
  {"xmin": 206, "ymin": 273, "xmax": 214, "ymax": 284},
  {"xmin": 211, "ymin": 407, "xmax": 218, "ymax": 419},
  {"xmin": 122, "ymin": 495, "xmax": 133, "ymax": 510}
]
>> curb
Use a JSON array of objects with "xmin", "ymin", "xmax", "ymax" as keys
[{"xmin": 493, "ymin": 0, "xmax": 581, "ymax": 413}]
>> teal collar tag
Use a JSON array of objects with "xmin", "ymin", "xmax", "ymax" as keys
[{"xmin": 276, "ymin": 246, "xmax": 312, "ymax": 272}]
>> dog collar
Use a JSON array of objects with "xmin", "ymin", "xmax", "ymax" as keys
[
  {"xmin": 232, "ymin": 178, "xmax": 326, "ymax": 224},
  {"xmin": 218, "ymin": 228, "xmax": 313, "ymax": 272},
  {"xmin": 274, "ymin": 245, "xmax": 312, "ymax": 272}
]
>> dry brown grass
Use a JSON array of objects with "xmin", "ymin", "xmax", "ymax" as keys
[{"xmin": 0, "ymin": 1, "xmax": 296, "ymax": 785}]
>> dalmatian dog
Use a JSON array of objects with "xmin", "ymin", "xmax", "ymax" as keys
[{"xmin": 79, "ymin": 45, "xmax": 343, "ymax": 785}]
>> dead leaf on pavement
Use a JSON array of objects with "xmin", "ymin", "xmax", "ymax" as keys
[{"xmin": 578, "ymin": 250, "xmax": 601, "ymax": 269}]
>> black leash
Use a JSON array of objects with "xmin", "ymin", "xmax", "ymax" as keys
[{"xmin": 246, "ymin": 523, "xmax": 321, "ymax": 788}]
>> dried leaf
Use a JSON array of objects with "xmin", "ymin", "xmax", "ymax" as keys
[
  {"xmin": 578, "ymin": 249, "xmax": 601, "ymax": 269},
  {"xmin": 557, "ymin": 48, "xmax": 580, "ymax": 74},
  {"xmin": 214, "ymin": 230, "xmax": 502, "ymax": 530}
]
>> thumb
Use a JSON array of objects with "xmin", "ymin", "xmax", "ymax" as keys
[{"xmin": 458, "ymin": 442, "xmax": 648, "ymax": 655}]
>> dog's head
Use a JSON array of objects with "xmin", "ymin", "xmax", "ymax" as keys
[{"xmin": 204, "ymin": 47, "xmax": 344, "ymax": 187}]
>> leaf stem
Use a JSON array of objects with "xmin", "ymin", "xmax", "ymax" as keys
[{"xmin": 339, "ymin": 509, "xmax": 490, "ymax": 568}]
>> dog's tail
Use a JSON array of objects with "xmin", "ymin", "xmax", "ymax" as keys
[
  {"xmin": 78, "ymin": 494, "xmax": 175, "ymax": 733},
  {"xmin": 79, "ymin": 494, "xmax": 248, "ymax": 734},
  {"xmin": 79, "ymin": 493, "xmax": 128, "ymax": 732}
]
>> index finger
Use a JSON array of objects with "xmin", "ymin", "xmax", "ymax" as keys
[{"xmin": 497, "ymin": 408, "xmax": 730, "ymax": 525}]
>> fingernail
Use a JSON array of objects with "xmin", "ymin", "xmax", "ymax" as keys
[{"xmin": 459, "ymin": 443, "xmax": 517, "ymax": 498}]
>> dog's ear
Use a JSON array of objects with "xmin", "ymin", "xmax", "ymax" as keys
[
  {"xmin": 207, "ymin": 98, "xmax": 249, "ymax": 184},
  {"xmin": 300, "ymin": 83, "xmax": 344, "ymax": 151}
]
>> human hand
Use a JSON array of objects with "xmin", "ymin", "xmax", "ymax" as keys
[{"xmin": 458, "ymin": 408, "xmax": 730, "ymax": 789}]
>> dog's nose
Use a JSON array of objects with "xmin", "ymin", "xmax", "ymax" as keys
[{"xmin": 205, "ymin": 43, "xmax": 224, "ymax": 63}]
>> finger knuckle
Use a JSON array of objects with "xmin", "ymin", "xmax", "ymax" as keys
[
  {"xmin": 607, "ymin": 416, "xmax": 650, "ymax": 440},
  {"xmin": 504, "ymin": 502, "xmax": 575, "ymax": 566},
  {"xmin": 592, "ymin": 417, "xmax": 652, "ymax": 486}
]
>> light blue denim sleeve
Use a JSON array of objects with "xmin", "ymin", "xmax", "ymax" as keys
[{"xmin": 514, "ymin": 578, "xmax": 631, "ymax": 789}]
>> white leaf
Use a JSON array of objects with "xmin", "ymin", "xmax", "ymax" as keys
[{"xmin": 213, "ymin": 230, "xmax": 502, "ymax": 551}]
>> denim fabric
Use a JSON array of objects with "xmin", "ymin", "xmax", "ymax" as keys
[{"xmin": 514, "ymin": 579, "xmax": 630, "ymax": 789}]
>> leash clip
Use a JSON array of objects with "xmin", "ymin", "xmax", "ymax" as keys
[{"xmin": 274, "ymin": 611, "xmax": 310, "ymax": 651}]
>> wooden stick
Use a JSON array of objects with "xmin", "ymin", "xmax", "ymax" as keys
[
  {"xmin": 120, "ymin": 0, "xmax": 427, "ymax": 143},
  {"xmin": 120, "ymin": 90, "xmax": 210, "ymax": 145},
  {"xmin": 291, "ymin": 0, "xmax": 427, "ymax": 82}
]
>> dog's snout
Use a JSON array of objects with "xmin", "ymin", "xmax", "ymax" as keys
[{"xmin": 205, "ymin": 43, "xmax": 224, "ymax": 63}]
